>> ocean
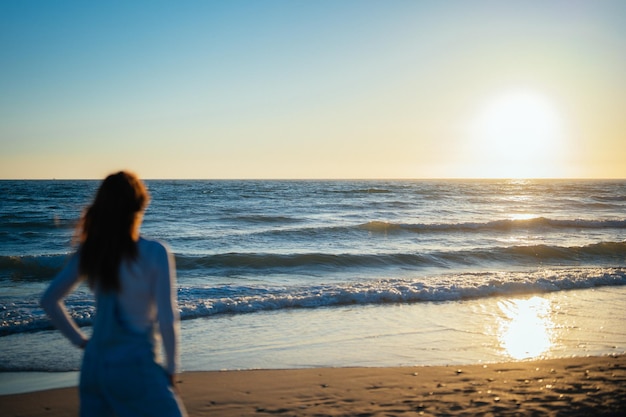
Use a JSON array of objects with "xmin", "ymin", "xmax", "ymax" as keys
[{"xmin": 1, "ymin": 179, "xmax": 625, "ymax": 394}]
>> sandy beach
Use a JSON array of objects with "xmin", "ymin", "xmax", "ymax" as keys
[{"xmin": 2, "ymin": 354, "xmax": 624, "ymax": 416}]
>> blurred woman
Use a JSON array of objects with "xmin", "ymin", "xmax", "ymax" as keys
[{"xmin": 41, "ymin": 171, "xmax": 187, "ymax": 417}]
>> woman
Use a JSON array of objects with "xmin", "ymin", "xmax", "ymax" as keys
[{"xmin": 41, "ymin": 171, "xmax": 187, "ymax": 417}]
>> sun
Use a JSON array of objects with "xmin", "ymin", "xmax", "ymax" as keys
[{"xmin": 468, "ymin": 89, "xmax": 565, "ymax": 178}]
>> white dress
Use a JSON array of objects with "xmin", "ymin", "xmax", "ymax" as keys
[{"xmin": 40, "ymin": 237, "xmax": 180, "ymax": 375}]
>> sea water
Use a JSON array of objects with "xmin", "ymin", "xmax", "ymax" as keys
[{"xmin": 1, "ymin": 179, "xmax": 625, "ymax": 394}]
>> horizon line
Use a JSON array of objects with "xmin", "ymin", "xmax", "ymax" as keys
[{"xmin": 2, "ymin": 177, "xmax": 625, "ymax": 181}]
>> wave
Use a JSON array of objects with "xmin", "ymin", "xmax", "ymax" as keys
[
  {"xmin": 2, "ymin": 267, "xmax": 625, "ymax": 336},
  {"xmin": 3, "ymin": 240, "xmax": 625, "ymax": 281},
  {"xmin": 359, "ymin": 217, "xmax": 626, "ymax": 234},
  {"xmin": 0, "ymin": 254, "xmax": 70, "ymax": 281},
  {"xmin": 226, "ymin": 215, "xmax": 303, "ymax": 224},
  {"xmin": 594, "ymin": 195, "xmax": 626, "ymax": 202},
  {"xmin": 177, "ymin": 241, "xmax": 626, "ymax": 272},
  {"xmin": 14, "ymin": 214, "xmax": 624, "ymax": 241},
  {"xmin": 0, "ymin": 296, "xmax": 94, "ymax": 337},
  {"xmin": 0, "ymin": 214, "xmax": 77, "ymax": 231},
  {"xmin": 175, "ymin": 267, "xmax": 626, "ymax": 318},
  {"xmin": 216, "ymin": 216, "xmax": 626, "ymax": 239}
]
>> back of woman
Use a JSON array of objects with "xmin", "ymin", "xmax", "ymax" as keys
[{"xmin": 41, "ymin": 171, "xmax": 187, "ymax": 417}]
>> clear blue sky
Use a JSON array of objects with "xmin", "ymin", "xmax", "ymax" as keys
[{"xmin": 2, "ymin": 0, "xmax": 625, "ymax": 179}]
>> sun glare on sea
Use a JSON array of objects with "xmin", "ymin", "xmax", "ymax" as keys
[
  {"xmin": 468, "ymin": 89, "xmax": 565, "ymax": 178},
  {"xmin": 497, "ymin": 297, "xmax": 555, "ymax": 360}
]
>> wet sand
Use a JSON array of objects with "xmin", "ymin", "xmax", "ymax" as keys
[{"xmin": 2, "ymin": 354, "xmax": 625, "ymax": 416}]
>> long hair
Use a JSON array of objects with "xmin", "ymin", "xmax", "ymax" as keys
[{"xmin": 78, "ymin": 171, "xmax": 150, "ymax": 292}]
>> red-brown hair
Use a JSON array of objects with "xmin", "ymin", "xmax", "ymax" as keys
[{"xmin": 78, "ymin": 171, "xmax": 149, "ymax": 292}]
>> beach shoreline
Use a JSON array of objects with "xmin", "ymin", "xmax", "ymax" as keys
[{"xmin": 2, "ymin": 354, "xmax": 624, "ymax": 416}]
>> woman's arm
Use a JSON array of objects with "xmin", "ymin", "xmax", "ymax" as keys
[
  {"xmin": 154, "ymin": 242, "xmax": 180, "ymax": 376},
  {"xmin": 40, "ymin": 254, "xmax": 89, "ymax": 348}
]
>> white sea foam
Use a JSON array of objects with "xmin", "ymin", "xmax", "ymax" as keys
[{"xmin": 3, "ymin": 267, "xmax": 625, "ymax": 336}]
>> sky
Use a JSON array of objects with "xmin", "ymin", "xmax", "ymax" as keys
[{"xmin": 1, "ymin": 0, "xmax": 625, "ymax": 179}]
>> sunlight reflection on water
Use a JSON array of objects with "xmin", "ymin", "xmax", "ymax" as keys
[{"xmin": 497, "ymin": 296, "xmax": 555, "ymax": 360}]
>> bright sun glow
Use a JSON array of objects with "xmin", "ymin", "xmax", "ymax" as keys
[
  {"xmin": 469, "ymin": 89, "xmax": 565, "ymax": 178},
  {"xmin": 497, "ymin": 297, "xmax": 555, "ymax": 360}
]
